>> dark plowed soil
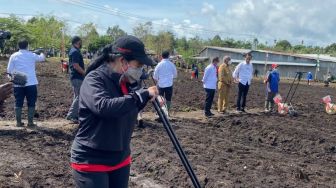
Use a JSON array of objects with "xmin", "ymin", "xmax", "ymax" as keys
[{"xmin": 0, "ymin": 59, "xmax": 335, "ymax": 187}]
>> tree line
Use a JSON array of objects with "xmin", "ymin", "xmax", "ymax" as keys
[{"xmin": 1, "ymin": 15, "xmax": 336, "ymax": 59}]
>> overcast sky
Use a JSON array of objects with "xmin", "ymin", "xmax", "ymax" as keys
[{"xmin": 0, "ymin": 0, "xmax": 335, "ymax": 46}]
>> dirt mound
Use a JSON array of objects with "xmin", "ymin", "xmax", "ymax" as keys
[{"xmin": 0, "ymin": 127, "xmax": 75, "ymax": 187}]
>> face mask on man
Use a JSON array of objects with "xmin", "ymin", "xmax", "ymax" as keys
[{"xmin": 227, "ymin": 60, "xmax": 232, "ymax": 65}]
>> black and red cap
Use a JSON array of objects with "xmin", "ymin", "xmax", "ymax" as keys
[{"xmin": 112, "ymin": 35, "xmax": 154, "ymax": 66}]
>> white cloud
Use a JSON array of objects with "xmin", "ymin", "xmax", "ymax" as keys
[
  {"xmin": 200, "ymin": 0, "xmax": 336, "ymax": 46},
  {"xmin": 151, "ymin": 18, "xmax": 204, "ymax": 38},
  {"xmin": 104, "ymin": 4, "xmax": 111, "ymax": 9},
  {"xmin": 183, "ymin": 19, "xmax": 191, "ymax": 25},
  {"xmin": 201, "ymin": 2, "xmax": 215, "ymax": 15}
]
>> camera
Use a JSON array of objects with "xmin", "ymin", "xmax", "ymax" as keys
[
  {"xmin": 0, "ymin": 30, "xmax": 11, "ymax": 40},
  {"xmin": 0, "ymin": 30, "xmax": 11, "ymax": 49}
]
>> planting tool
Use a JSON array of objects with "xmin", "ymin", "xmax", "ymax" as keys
[{"xmin": 283, "ymin": 72, "xmax": 306, "ymax": 116}]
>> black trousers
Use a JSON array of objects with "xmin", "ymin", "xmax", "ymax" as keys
[
  {"xmin": 236, "ymin": 82, "xmax": 250, "ymax": 110},
  {"xmin": 159, "ymin": 86, "xmax": 173, "ymax": 102},
  {"xmin": 72, "ymin": 165, "xmax": 130, "ymax": 188},
  {"xmin": 204, "ymin": 88, "xmax": 215, "ymax": 114},
  {"xmin": 14, "ymin": 85, "xmax": 37, "ymax": 107}
]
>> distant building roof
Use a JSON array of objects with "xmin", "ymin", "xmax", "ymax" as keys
[
  {"xmin": 300, "ymin": 54, "xmax": 336, "ymax": 62},
  {"xmin": 190, "ymin": 56, "xmax": 209, "ymax": 60},
  {"xmin": 230, "ymin": 59, "xmax": 316, "ymax": 67},
  {"xmin": 200, "ymin": 46, "xmax": 336, "ymax": 63},
  {"xmin": 200, "ymin": 46, "xmax": 251, "ymax": 54}
]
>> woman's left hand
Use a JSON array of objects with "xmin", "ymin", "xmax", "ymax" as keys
[{"xmin": 148, "ymin": 86, "xmax": 159, "ymax": 101}]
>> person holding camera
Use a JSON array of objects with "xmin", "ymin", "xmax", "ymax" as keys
[
  {"xmin": 7, "ymin": 39, "xmax": 45, "ymax": 127},
  {"xmin": 70, "ymin": 35, "xmax": 158, "ymax": 188}
]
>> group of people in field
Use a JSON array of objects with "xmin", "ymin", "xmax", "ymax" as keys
[{"xmin": 201, "ymin": 52, "xmax": 281, "ymax": 117}]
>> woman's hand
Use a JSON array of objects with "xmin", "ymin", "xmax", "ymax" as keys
[{"xmin": 148, "ymin": 86, "xmax": 159, "ymax": 100}]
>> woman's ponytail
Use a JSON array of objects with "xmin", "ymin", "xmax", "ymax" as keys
[{"xmin": 85, "ymin": 44, "xmax": 113, "ymax": 75}]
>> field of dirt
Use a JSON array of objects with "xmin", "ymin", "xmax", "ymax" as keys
[{"xmin": 0, "ymin": 58, "xmax": 335, "ymax": 187}]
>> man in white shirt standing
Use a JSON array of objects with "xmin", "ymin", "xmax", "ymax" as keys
[
  {"xmin": 7, "ymin": 39, "xmax": 45, "ymax": 127},
  {"xmin": 153, "ymin": 50, "xmax": 177, "ymax": 111},
  {"xmin": 232, "ymin": 52, "xmax": 253, "ymax": 112},
  {"xmin": 202, "ymin": 57, "xmax": 219, "ymax": 117}
]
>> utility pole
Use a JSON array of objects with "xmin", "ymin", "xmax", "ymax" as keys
[
  {"xmin": 264, "ymin": 52, "xmax": 269, "ymax": 76},
  {"xmin": 61, "ymin": 27, "xmax": 65, "ymax": 59},
  {"xmin": 314, "ymin": 52, "xmax": 320, "ymax": 80}
]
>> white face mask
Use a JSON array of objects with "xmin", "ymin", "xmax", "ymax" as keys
[
  {"xmin": 227, "ymin": 60, "xmax": 232, "ymax": 65},
  {"xmin": 124, "ymin": 66, "xmax": 143, "ymax": 84}
]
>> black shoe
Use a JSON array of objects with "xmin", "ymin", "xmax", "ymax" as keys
[
  {"xmin": 241, "ymin": 108, "xmax": 246, "ymax": 113},
  {"xmin": 205, "ymin": 114, "xmax": 212, "ymax": 118},
  {"xmin": 27, "ymin": 123, "xmax": 37, "ymax": 128},
  {"xmin": 138, "ymin": 120, "xmax": 145, "ymax": 128},
  {"xmin": 16, "ymin": 122, "xmax": 24, "ymax": 127},
  {"xmin": 155, "ymin": 117, "xmax": 162, "ymax": 122},
  {"xmin": 205, "ymin": 112, "xmax": 214, "ymax": 117}
]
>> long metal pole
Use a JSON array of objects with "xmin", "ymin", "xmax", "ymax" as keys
[
  {"xmin": 146, "ymin": 76, "xmax": 201, "ymax": 188},
  {"xmin": 152, "ymin": 98, "xmax": 201, "ymax": 188},
  {"xmin": 284, "ymin": 73, "xmax": 298, "ymax": 104}
]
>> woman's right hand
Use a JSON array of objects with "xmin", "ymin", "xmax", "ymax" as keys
[{"xmin": 148, "ymin": 86, "xmax": 159, "ymax": 100}]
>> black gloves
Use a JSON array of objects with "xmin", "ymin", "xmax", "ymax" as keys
[{"xmin": 130, "ymin": 88, "xmax": 150, "ymax": 111}]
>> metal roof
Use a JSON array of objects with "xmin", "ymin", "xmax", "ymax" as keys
[
  {"xmin": 200, "ymin": 46, "xmax": 336, "ymax": 63},
  {"xmin": 300, "ymin": 54, "xmax": 336, "ymax": 62},
  {"xmin": 200, "ymin": 46, "xmax": 251, "ymax": 54},
  {"xmin": 231, "ymin": 59, "xmax": 316, "ymax": 67},
  {"xmin": 190, "ymin": 56, "xmax": 209, "ymax": 60}
]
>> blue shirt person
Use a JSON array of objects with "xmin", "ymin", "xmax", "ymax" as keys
[{"xmin": 264, "ymin": 64, "xmax": 280, "ymax": 112}]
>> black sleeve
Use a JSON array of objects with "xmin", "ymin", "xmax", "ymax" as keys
[{"xmin": 80, "ymin": 72, "xmax": 149, "ymax": 118}]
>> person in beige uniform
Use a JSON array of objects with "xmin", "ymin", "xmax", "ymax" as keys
[{"xmin": 218, "ymin": 56, "xmax": 233, "ymax": 113}]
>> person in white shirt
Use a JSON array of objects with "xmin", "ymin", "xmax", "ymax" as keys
[
  {"xmin": 7, "ymin": 39, "xmax": 45, "ymax": 127},
  {"xmin": 153, "ymin": 50, "xmax": 177, "ymax": 111},
  {"xmin": 232, "ymin": 53, "xmax": 253, "ymax": 112},
  {"xmin": 202, "ymin": 57, "xmax": 219, "ymax": 117}
]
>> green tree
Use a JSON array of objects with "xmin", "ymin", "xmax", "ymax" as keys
[
  {"xmin": 209, "ymin": 35, "xmax": 223, "ymax": 47},
  {"xmin": 274, "ymin": 40, "xmax": 292, "ymax": 51},
  {"xmin": 222, "ymin": 38, "xmax": 236, "ymax": 48},
  {"xmin": 175, "ymin": 37, "xmax": 189, "ymax": 52},
  {"xmin": 0, "ymin": 15, "xmax": 32, "ymax": 52},
  {"xmin": 188, "ymin": 36, "xmax": 204, "ymax": 54},
  {"xmin": 132, "ymin": 21, "xmax": 153, "ymax": 44},
  {"xmin": 76, "ymin": 23, "xmax": 99, "ymax": 51},
  {"xmin": 106, "ymin": 25, "xmax": 126, "ymax": 42},
  {"xmin": 154, "ymin": 31, "xmax": 175, "ymax": 54},
  {"xmin": 325, "ymin": 43, "xmax": 336, "ymax": 55},
  {"xmin": 87, "ymin": 35, "xmax": 111, "ymax": 53},
  {"xmin": 26, "ymin": 16, "xmax": 65, "ymax": 51}
]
